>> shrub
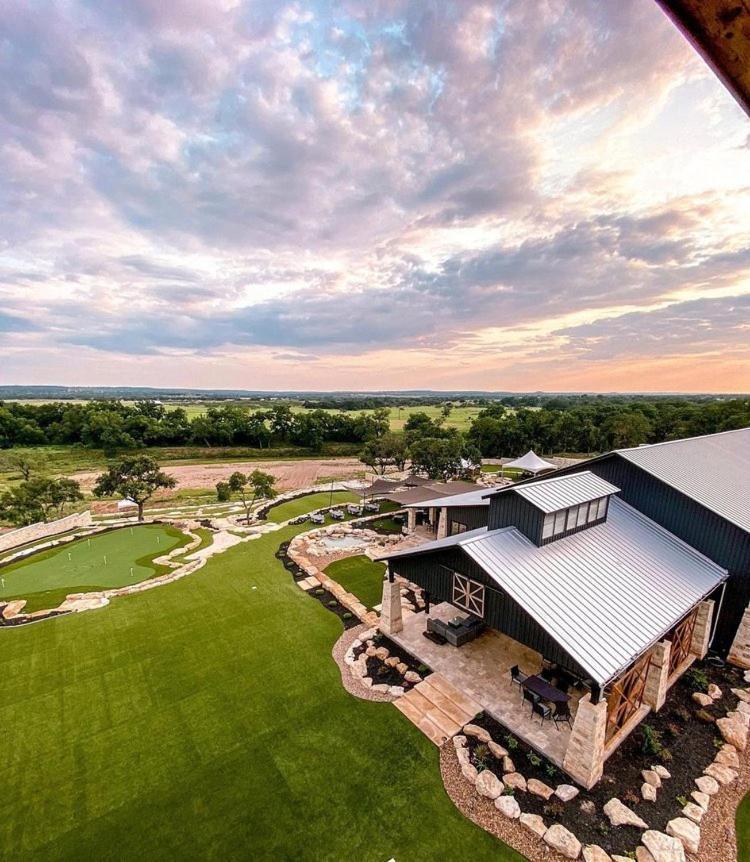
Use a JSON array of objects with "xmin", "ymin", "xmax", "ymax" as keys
[
  {"xmin": 314, "ymin": 588, "xmax": 325, "ymax": 596},
  {"xmin": 342, "ymin": 612, "xmax": 353, "ymax": 620},
  {"xmin": 641, "ymin": 724, "xmax": 663, "ymax": 756},
  {"xmin": 417, "ymin": 664, "xmax": 429, "ymax": 674},
  {"xmin": 215, "ymin": 481, "xmax": 231, "ymax": 502},
  {"xmin": 473, "ymin": 744, "xmax": 490, "ymax": 771},
  {"xmin": 685, "ymin": 667, "xmax": 709, "ymax": 693},
  {"xmin": 327, "ymin": 600, "xmax": 338, "ymax": 607}
]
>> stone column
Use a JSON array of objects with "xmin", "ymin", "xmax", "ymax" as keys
[
  {"xmin": 562, "ymin": 694, "xmax": 607, "ymax": 789},
  {"xmin": 380, "ymin": 572, "xmax": 403, "ymax": 634},
  {"xmin": 436, "ymin": 507, "xmax": 448, "ymax": 539},
  {"xmin": 407, "ymin": 507, "xmax": 416, "ymax": 532},
  {"xmin": 728, "ymin": 603, "xmax": 750, "ymax": 669},
  {"xmin": 643, "ymin": 640, "xmax": 671, "ymax": 712},
  {"xmin": 690, "ymin": 600, "xmax": 714, "ymax": 660}
]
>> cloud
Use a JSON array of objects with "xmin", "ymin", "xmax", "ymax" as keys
[{"xmin": 0, "ymin": 0, "xmax": 748, "ymax": 390}]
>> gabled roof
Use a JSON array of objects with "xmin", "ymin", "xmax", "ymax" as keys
[
  {"xmin": 616, "ymin": 428, "xmax": 750, "ymax": 533},
  {"xmin": 382, "ymin": 497, "xmax": 727, "ymax": 686},
  {"xmin": 513, "ymin": 471, "xmax": 619, "ymax": 514},
  {"xmin": 403, "ymin": 487, "xmax": 490, "ymax": 509},
  {"xmin": 503, "ymin": 450, "xmax": 555, "ymax": 474}
]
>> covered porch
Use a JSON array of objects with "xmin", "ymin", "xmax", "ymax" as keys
[{"xmin": 389, "ymin": 601, "xmax": 583, "ymax": 766}]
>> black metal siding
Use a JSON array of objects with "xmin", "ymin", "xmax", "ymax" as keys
[
  {"xmin": 447, "ymin": 505, "xmax": 489, "ymax": 533},
  {"xmin": 488, "ymin": 493, "xmax": 544, "ymax": 543},
  {"xmin": 564, "ymin": 455, "xmax": 750, "ymax": 653},
  {"xmin": 390, "ymin": 547, "xmax": 590, "ymax": 680}
]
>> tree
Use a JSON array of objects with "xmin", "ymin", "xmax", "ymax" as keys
[
  {"xmin": 360, "ymin": 433, "xmax": 408, "ymax": 475},
  {"xmin": 408, "ymin": 436, "xmax": 480, "ymax": 481},
  {"xmin": 0, "ymin": 477, "xmax": 83, "ymax": 525},
  {"xmin": 216, "ymin": 481, "xmax": 231, "ymax": 502},
  {"xmin": 93, "ymin": 456, "xmax": 176, "ymax": 521},
  {"xmin": 228, "ymin": 470, "xmax": 277, "ymax": 522}
]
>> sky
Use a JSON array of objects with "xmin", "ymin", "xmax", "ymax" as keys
[{"xmin": 1, "ymin": 0, "xmax": 749, "ymax": 393}]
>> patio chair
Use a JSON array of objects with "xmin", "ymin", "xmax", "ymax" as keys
[
  {"xmin": 523, "ymin": 689, "xmax": 539, "ymax": 715},
  {"xmin": 533, "ymin": 700, "xmax": 552, "ymax": 725},
  {"xmin": 553, "ymin": 702, "xmax": 573, "ymax": 731},
  {"xmin": 509, "ymin": 665, "xmax": 527, "ymax": 694}
]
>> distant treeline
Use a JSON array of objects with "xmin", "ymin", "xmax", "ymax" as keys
[
  {"xmin": 0, "ymin": 397, "xmax": 747, "ymax": 458},
  {"xmin": 0, "ymin": 401, "xmax": 389, "ymax": 454},
  {"xmin": 465, "ymin": 399, "xmax": 750, "ymax": 455}
]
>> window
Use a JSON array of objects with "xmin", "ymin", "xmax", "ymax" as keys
[
  {"xmin": 566, "ymin": 506, "xmax": 579, "ymax": 530},
  {"xmin": 450, "ymin": 521, "xmax": 468, "ymax": 536},
  {"xmin": 553, "ymin": 510, "xmax": 567, "ymax": 534},
  {"xmin": 542, "ymin": 513, "xmax": 554, "ymax": 539},
  {"xmin": 597, "ymin": 497, "xmax": 608, "ymax": 519},
  {"xmin": 452, "ymin": 573, "xmax": 485, "ymax": 617},
  {"xmin": 586, "ymin": 500, "xmax": 598, "ymax": 523},
  {"xmin": 577, "ymin": 503, "xmax": 588, "ymax": 525}
]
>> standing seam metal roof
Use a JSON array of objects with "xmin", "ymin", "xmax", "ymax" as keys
[
  {"xmin": 513, "ymin": 471, "xmax": 620, "ymax": 513},
  {"xmin": 616, "ymin": 428, "xmax": 750, "ymax": 533}
]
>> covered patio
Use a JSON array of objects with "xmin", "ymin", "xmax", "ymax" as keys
[{"xmin": 390, "ymin": 601, "xmax": 583, "ymax": 765}]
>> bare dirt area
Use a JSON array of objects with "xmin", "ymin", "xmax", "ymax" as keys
[{"xmin": 74, "ymin": 456, "xmax": 366, "ymax": 497}]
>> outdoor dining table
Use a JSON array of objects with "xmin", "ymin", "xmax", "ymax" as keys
[{"xmin": 522, "ymin": 674, "xmax": 570, "ymax": 704}]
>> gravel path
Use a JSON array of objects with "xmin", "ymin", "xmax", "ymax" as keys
[
  {"xmin": 331, "ymin": 623, "xmax": 395, "ymax": 703},
  {"xmin": 698, "ymin": 738, "xmax": 750, "ymax": 862}
]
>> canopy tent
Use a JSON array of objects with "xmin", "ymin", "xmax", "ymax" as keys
[{"xmin": 503, "ymin": 450, "xmax": 555, "ymax": 476}]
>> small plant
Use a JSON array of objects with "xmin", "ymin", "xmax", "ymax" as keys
[
  {"xmin": 543, "ymin": 801, "xmax": 564, "ymax": 818},
  {"xmin": 417, "ymin": 664, "xmax": 429, "ymax": 674},
  {"xmin": 695, "ymin": 709, "xmax": 715, "ymax": 724},
  {"xmin": 713, "ymin": 736, "xmax": 725, "ymax": 750},
  {"xmin": 342, "ymin": 612, "xmax": 353, "ymax": 620},
  {"xmin": 674, "ymin": 706, "xmax": 691, "ymax": 722},
  {"xmin": 676, "ymin": 795, "xmax": 689, "ymax": 807},
  {"xmin": 685, "ymin": 667, "xmax": 709, "ymax": 693},
  {"xmin": 373, "ymin": 632, "xmax": 384, "ymax": 645},
  {"xmin": 665, "ymin": 721, "xmax": 683, "ymax": 738},
  {"xmin": 502, "ymin": 786, "xmax": 515, "ymax": 797},
  {"xmin": 623, "ymin": 788, "xmax": 640, "ymax": 806},
  {"xmin": 526, "ymin": 750, "xmax": 542, "ymax": 768},
  {"xmin": 505, "ymin": 734, "xmax": 519, "ymax": 750},
  {"xmin": 544, "ymin": 762, "xmax": 558, "ymax": 779},
  {"xmin": 596, "ymin": 821, "xmax": 610, "ymax": 836},
  {"xmin": 473, "ymin": 743, "xmax": 490, "ymax": 771},
  {"xmin": 328, "ymin": 599, "xmax": 338, "ymax": 607},
  {"xmin": 641, "ymin": 724, "xmax": 663, "ymax": 756},
  {"xmin": 377, "ymin": 665, "xmax": 389, "ymax": 678},
  {"xmin": 314, "ymin": 588, "xmax": 325, "ymax": 596},
  {"xmin": 657, "ymin": 748, "xmax": 673, "ymax": 763}
]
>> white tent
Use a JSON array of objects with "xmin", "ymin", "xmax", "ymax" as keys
[{"xmin": 503, "ymin": 450, "xmax": 555, "ymax": 476}]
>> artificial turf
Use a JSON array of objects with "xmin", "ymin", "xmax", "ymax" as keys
[
  {"xmin": 265, "ymin": 490, "xmax": 359, "ymax": 523},
  {"xmin": 0, "ymin": 524, "xmax": 190, "ymax": 613},
  {"xmin": 324, "ymin": 554, "xmax": 386, "ymax": 610},
  {"xmin": 738, "ymin": 794, "xmax": 750, "ymax": 860},
  {"xmin": 0, "ymin": 514, "xmax": 520, "ymax": 861}
]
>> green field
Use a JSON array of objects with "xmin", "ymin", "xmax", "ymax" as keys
[
  {"xmin": 265, "ymin": 490, "xmax": 359, "ymax": 523},
  {"xmin": 324, "ymin": 554, "xmax": 387, "ymax": 609},
  {"xmin": 0, "ymin": 524, "xmax": 190, "ymax": 612},
  {"xmin": 0, "ymin": 501, "xmax": 515, "ymax": 861}
]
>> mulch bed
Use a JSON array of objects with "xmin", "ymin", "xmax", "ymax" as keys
[
  {"xmin": 463, "ymin": 658, "xmax": 742, "ymax": 856},
  {"xmin": 351, "ymin": 631, "xmax": 431, "ymax": 687}
]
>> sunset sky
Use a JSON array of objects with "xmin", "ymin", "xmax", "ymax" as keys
[{"xmin": 1, "ymin": 0, "xmax": 749, "ymax": 392}]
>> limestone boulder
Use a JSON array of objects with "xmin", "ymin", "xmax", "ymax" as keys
[
  {"xmin": 690, "ymin": 790, "xmax": 710, "ymax": 810},
  {"xmin": 666, "ymin": 817, "xmax": 700, "ymax": 855},
  {"xmin": 503, "ymin": 772, "xmax": 527, "ymax": 792},
  {"xmin": 555, "ymin": 784, "xmax": 580, "ymax": 803},
  {"xmin": 502, "ymin": 755, "xmax": 515, "ymax": 773},
  {"xmin": 718, "ymin": 714, "xmax": 748, "ymax": 750},
  {"xmin": 681, "ymin": 802, "xmax": 704, "ymax": 824},
  {"xmin": 642, "ymin": 769, "xmax": 662, "ymax": 788},
  {"xmin": 707, "ymin": 683, "xmax": 722, "ymax": 700},
  {"xmin": 476, "ymin": 769, "xmax": 504, "ymax": 800},
  {"xmin": 652, "ymin": 765, "xmax": 671, "ymax": 780},
  {"xmin": 694, "ymin": 775, "xmax": 719, "ymax": 796},
  {"xmin": 463, "ymin": 723, "xmax": 491, "ymax": 743},
  {"xmin": 385, "ymin": 656, "xmax": 400, "ymax": 667},
  {"xmin": 703, "ymin": 762, "xmax": 737, "ymax": 785},
  {"xmin": 603, "ymin": 798, "xmax": 648, "ymax": 829},
  {"xmin": 372, "ymin": 683, "xmax": 389, "ymax": 693},
  {"xmin": 543, "ymin": 824, "xmax": 581, "ymax": 859},
  {"xmin": 519, "ymin": 813, "xmax": 546, "ymax": 838},
  {"xmin": 453, "ymin": 735, "xmax": 467, "ymax": 750},
  {"xmin": 388, "ymin": 685, "xmax": 404, "ymax": 697},
  {"xmin": 692, "ymin": 692, "xmax": 713, "ymax": 707},
  {"xmin": 635, "ymin": 848, "xmax": 657, "ymax": 862},
  {"xmin": 737, "ymin": 700, "xmax": 750, "ymax": 716},
  {"xmin": 641, "ymin": 783, "xmax": 657, "ymax": 802},
  {"xmin": 528, "ymin": 778, "xmax": 555, "ymax": 799},
  {"xmin": 715, "ymin": 746, "xmax": 740, "ymax": 768},
  {"xmin": 395, "ymin": 662, "xmax": 408, "ymax": 675},
  {"xmin": 641, "ymin": 830, "xmax": 686, "ymax": 862},
  {"xmin": 461, "ymin": 762, "xmax": 478, "ymax": 785},
  {"xmin": 488, "ymin": 740, "xmax": 507, "ymax": 759},
  {"xmin": 374, "ymin": 646, "xmax": 389, "ymax": 660},
  {"xmin": 365, "ymin": 645, "xmax": 377, "ymax": 657},
  {"xmin": 494, "ymin": 794, "xmax": 521, "ymax": 819},
  {"xmin": 732, "ymin": 687, "xmax": 750, "ymax": 702},
  {"xmin": 404, "ymin": 670, "xmax": 421, "ymax": 684},
  {"xmin": 582, "ymin": 846, "xmax": 611, "ymax": 862}
]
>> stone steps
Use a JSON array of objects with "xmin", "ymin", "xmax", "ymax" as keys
[{"xmin": 393, "ymin": 672, "xmax": 481, "ymax": 746}]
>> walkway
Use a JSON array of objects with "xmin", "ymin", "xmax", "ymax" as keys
[{"xmin": 394, "ymin": 672, "xmax": 481, "ymax": 745}]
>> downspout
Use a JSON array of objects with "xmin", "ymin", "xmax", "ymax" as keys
[{"xmin": 708, "ymin": 580, "xmax": 727, "ymax": 649}]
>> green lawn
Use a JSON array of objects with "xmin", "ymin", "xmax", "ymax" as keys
[
  {"xmin": 0, "ymin": 524, "xmax": 190, "ymax": 612},
  {"xmin": 738, "ymin": 795, "xmax": 750, "ymax": 860},
  {"xmin": 324, "ymin": 555, "xmax": 387, "ymax": 609},
  {"xmin": 0, "ymin": 507, "xmax": 517, "ymax": 861},
  {"xmin": 265, "ymin": 490, "xmax": 359, "ymax": 523},
  {"xmin": 171, "ymin": 527, "xmax": 215, "ymax": 563}
]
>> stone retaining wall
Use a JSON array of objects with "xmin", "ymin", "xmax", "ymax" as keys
[{"xmin": 0, "ymin": 511, "xmax": 93, "ymax": 553}]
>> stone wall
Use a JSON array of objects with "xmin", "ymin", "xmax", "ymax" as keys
[{"xmin": 0, "ymin": 511, "xmax": 92, "ymax": 553}]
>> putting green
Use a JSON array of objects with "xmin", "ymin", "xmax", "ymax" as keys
[
  {"xmin": 0, "ymin": 524, "xmax": 191, "ymax": 613},
  {"xmin": 324, "ymin": 554, "xmax": 386, "ymax": 610}
]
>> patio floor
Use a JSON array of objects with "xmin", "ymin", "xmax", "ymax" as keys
[{"xmin": 390, "ymin": 602, "xmax": 583, "ymax": 766}]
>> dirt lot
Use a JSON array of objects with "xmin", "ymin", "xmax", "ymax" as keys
[{"xmin": 74, "ymin": 457, "xmax": 367, "ymax": 497}]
